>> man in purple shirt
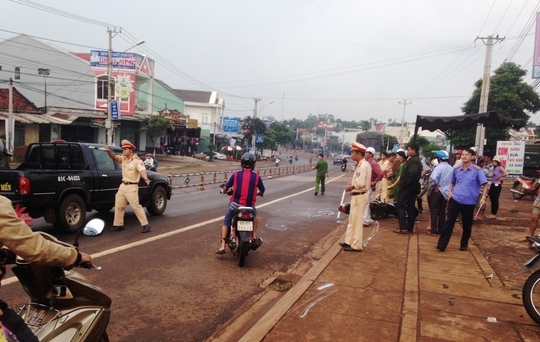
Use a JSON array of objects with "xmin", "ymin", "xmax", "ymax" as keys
[
  {"xmin": 437, "ymin": 148, "xmax": 488, "ymax": 252},
  {"xmin": 363, "ymin": 147, "xmax": 384, "ymax": 226}
]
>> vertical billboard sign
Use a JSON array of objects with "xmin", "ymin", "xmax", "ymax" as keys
[
  {"xmin": 533, "ymin": 12, "xmax": 540, "ymax": 78},
  {"xmin": 496, "ymin": 140, "xmax": 525, "ymax": 175}
]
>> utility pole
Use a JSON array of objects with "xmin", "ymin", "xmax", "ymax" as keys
[
  {"xmin": 252, "ymin": 98, "xmax": 261, "ymax": 155},
  {"xmin": 38, "ymin": 68, "xmax": 50, "ymax": 110},
  {"xmin": 106, "ymin": 27, "xmax": 121, "ymax": 145},
  {"xmin": 7, "ymin": 78, "xmax": 13, "ymax": 155},
  {"xmin": 398, "ymin": 99, "xmax": 411, "ymax": 147},
  {"xmin": 474, "ymin": 35, "xmax": 504, "ymax": 157}
]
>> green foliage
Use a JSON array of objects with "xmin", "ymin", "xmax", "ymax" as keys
[
  {"xmin": 139, "ymin": 115, "xmax": 175, "ymax": 153},
  {"xmin": 455, "ymin": 61, "xmax": 540, "ymax": 151},
  {"xmin": 381, "ymin": 134, "xmax": 398, "ymax": 151},
  {"xmin": 359, "ymin": 120, "xmax": 371, "ymax": 131},
  {"xmin": 421, "ymin": 143, "xmax": 444, "ymax": 158},
  {"xmin": 266, "ymin": 122, "xmax": 294, "ymax": 147}
]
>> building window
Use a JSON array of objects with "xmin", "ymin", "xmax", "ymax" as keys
[
  {"xmin": 97, "ymin": 76, "xmax": 114, "ymax": 100},
  {"xmin": 202, "ymin": 115, "xmax": 208, "ymax": 124}
]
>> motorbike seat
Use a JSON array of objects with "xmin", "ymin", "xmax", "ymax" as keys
[
  {"xmin": 520, "ymin": 175, "xmax": 535, "ymax": 181},
  {"xmin": 237, "ymin": 206, "xmax": 255, "ymax": 212}
]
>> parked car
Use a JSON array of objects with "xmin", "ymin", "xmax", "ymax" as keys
[
  {"xmin": 523, "ymin": 153, "xmax": 540, "ymax": 178},
  {"xmin": 213, "ymin": 152, "xmax": 227, "ymax": 160}
]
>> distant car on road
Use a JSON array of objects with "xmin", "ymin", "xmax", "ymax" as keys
[
  {"xmin": 213, "ymin": 152, "xmax": 227, "ymax": 160},
  {"xmin": 333, "ymin": 155, "xmax": 351, "ymax": 165}
]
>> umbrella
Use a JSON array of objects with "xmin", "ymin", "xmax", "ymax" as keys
[{"xmin": 222, "ymin": 146, "xmax": 233, "ymax": 151}]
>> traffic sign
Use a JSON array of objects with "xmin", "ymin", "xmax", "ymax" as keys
[{"xmin": 110, "ymin": 100, "xmax": 120, "ymax": 120}]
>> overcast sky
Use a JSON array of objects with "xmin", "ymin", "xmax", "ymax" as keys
[{"xmin": 2, "ymin": 0, "xmax": 540, "ymax": 124}]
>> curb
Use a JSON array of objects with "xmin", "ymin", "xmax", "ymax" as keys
[{"xmin": 237, "ymin": 235, "xmax": 344, "ymax": 342}]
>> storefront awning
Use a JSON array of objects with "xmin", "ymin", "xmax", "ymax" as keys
[{"xmin": 0, "ymin": 111, "xmax": 108, "ymax": 124}]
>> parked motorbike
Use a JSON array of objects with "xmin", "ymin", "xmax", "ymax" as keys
[
  {"xmin": 6, "ymin": 219, "xmax": 109, "ymax": 341},
  {"xmin": 220, "ymin": 185, "xmax": 263, "ymax": 267},
  {"xmin": 517, "ymin": 236, "xmax": 540, "ymax": 324},
  {"xmin": 510, "ymin": 171, "xmax": 540, "ymax": 199},
  {"xmin": 338, "ymin": 200, "xmax": 397, "ymax": 219}
]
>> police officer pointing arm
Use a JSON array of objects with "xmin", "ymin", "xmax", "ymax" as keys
[{"xmin": 103, "ymin": 140, "xmax": 152, "ymax": 233}]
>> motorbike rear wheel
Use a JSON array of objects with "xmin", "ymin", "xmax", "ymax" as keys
[
  {"xmin": 512, "ymin": 183, "xmax": 525, "ymax": 199},
  {"xmin": 522, "ymin": 269, "xmax": 540, "ymax": 324},
  {"xmin": 237, "ymin": 239, "xmax": 247, "ymax": 267}
]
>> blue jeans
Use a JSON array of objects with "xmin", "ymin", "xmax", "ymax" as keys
[{"xmin": 396, "ymin": 186, "xmax": 419, "ymax": 232}]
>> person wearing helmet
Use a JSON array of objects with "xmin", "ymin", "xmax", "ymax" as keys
[
  {"xmin": 216, "ymin": 153, "xmax": 265, "ymax": 254},
  {"xmin": 428, "ymin": 150, "xmax": 453, "ymax": 235}
]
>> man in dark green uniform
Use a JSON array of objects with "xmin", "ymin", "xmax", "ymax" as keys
[{"xmin": 312, "ymin": 153, "xmax": 329, "ymax": 195}]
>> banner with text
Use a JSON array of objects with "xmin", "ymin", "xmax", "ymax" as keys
[{"xmin": 496, "ymin": 140, "xmax": 525, "ymax": 175}]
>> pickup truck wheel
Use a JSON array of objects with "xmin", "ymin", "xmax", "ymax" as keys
[
  {"xmin": 56, "ymin": 194, "xmax": 86, "ymax": 233},
  {"xmin": 146, "ymin": 186, "xmax": 167, "ymax": 216}
]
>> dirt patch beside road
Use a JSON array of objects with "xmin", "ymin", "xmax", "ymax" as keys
[{"xmin": 465, "ymin": 182, "xmax": 535, "ymax": 290}]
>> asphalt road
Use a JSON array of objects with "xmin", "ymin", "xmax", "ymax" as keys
[{"xmin": 0, "ymin": 162, "xmax": 350, "ymax": 341}]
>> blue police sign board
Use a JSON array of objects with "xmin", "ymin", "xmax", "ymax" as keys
[
  {"xmin": 110, "ymin": 100, "xmax": 120, "ymax": 120},
  {"xmin": 256, "ymin": 134, "xmax": 264, "ymax": 144}
]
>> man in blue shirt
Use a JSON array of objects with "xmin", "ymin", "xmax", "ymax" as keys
[
  {"xmin": 428, "ymin": 150, "xmax": 453, "ymax": 235},
  {"xmin": 437, "ymin": 148, "xmax": 488, "ymax": 251}
]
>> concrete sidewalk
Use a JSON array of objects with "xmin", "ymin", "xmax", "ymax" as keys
[{"xmin": 235, "ymin": 217, "xmax": 539, "ymax": 341}]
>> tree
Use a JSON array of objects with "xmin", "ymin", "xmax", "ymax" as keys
[
  {"xmin": 139, "ymin": 115, "xmax": 175, "ymax": 154},
  {"xmin": 241, "ymin": 116, "xmax": 267, "ymax": 153},
  {"xmin": 359, "ymin": 120, "xmax": 371, "ymax": 131},
  {"xmin": 381, "ymin": 134, "xmax": 398, "ymax": 152},
  {"xmin": 453, "ymin": 62, "xmax": 540, "ymax": 152},
  {"xmin": 266, "ymin": 122, "xmax": 294, "ymax": 147},
  {"xmin": 420, "ymin": 143, "xmax": 443, "ymax": 158}
]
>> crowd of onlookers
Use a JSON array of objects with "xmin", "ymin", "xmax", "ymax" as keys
[{"xmin": 336, "ymin": 143, "xmax": 511, "ymax": 252}]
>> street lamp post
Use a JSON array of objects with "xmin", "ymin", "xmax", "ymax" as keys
[{"xmin": 105, "ymin": 27, "xmax": 145, "ymax": 145}]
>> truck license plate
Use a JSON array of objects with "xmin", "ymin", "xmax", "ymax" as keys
[{"xmin": 237, "ymin": 221, "xmax": 253, "ymax": 231}]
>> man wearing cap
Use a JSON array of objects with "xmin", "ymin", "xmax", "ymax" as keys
[
  {"xmin": 363, "ymin": 147, "xmax": 384, "ymax": 226},
  {"xmin": 339, "ymin": 142, "xmax": 371, "ymax": 252},
  {"xmin": 104, "ymin": 140, "xmax": 152, "ymax": 233}
]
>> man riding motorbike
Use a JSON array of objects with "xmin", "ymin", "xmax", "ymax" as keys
[
  {"xmin": 216, "ymin": 153, "xmax": 265, "ymax": 254},
  {"xmin": 0, "ymin": 195, "xmax": 92, "ymax": 341}
]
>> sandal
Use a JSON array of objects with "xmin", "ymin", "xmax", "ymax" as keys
[
  {"xmin": 393, "ymin": 229, "xmax": 408, "ymax": 234},
  {"xmin": 518, "ymin": 237, "xmax": 528, "ymax": 243},
  {"xmin": 215, "ymin": 249, "xmax": 226, "ymax": 254}
]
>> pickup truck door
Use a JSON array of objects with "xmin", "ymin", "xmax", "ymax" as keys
[{"xmin": 90, "ymin": 148, "xmax": 122, "ymax": 206}]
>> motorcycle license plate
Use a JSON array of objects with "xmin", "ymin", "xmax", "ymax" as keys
[{"xmin": 237, "ymin": 221, "xmax": 253, "ymax": 231}]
